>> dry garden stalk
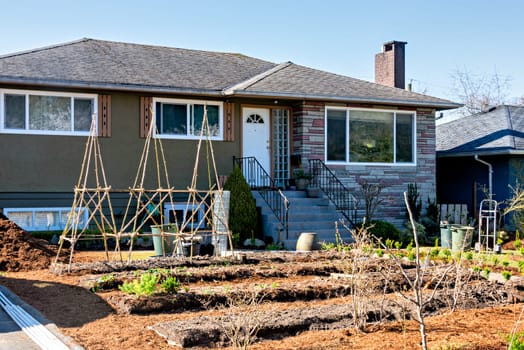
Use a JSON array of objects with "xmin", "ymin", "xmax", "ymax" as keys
[{"xmin": 215, "ymin": 287, "xmax": 270, "ymax": 350}]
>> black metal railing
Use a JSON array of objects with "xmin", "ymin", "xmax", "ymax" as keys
[
  {"xmin": 233, "ymin": 156, "xmax": 289, "ymax": 239},
  {"xmin": 308, "ymin": 159, "xmax": 358, "ymax": 227}
]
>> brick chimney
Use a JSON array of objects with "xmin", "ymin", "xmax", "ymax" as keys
[{"xmin": 375, "ymin": 41, "xmax": 407, "ymax": 89}]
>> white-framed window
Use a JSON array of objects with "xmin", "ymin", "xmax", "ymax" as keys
[
  {"xmin": 2, "ymin": 207, "xmax": 88, "ymax": 231},
  {"xmin": 325, "ymin": 107, "xmax": 416, "ymax": 165},
  {"xmin": 163, "ymin": 203, "xmax": 206, "ymax": 229},
  {"xmin": 0, "ymin": 89, "xmax": 97, "ymax": 136},
  {"xmin": 153, "ymin": 98, "xmax": 223, "ymax": 140}
]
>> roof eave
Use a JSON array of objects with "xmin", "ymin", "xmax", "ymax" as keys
[
  {"xmin": 0, "ymin": 77, "xmax": 224, "ymax": 97},
  {"xmin": 224, "ymin": 90, "xmax": 461, "ymax": 110},
  {"xmin": 437, "ymin": 149, "xmax": 524, "ymax": 158}
]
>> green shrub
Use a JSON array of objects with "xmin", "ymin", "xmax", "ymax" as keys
[
  {"xmin": 358, "ymin": 220, "xmax": 401, "ymax": 243},
  {"xmin": 223, "ymin": 165, "xmax": 258, "ymax": 243}
]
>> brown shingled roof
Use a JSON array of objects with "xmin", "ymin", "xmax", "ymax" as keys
[{"xmin": 0, "ymin": 38, "xmax": 459, "ymax": 109}]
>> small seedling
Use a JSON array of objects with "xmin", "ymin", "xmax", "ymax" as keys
[
  {"xmin": 501, "ymin": 270, "xmax": 512, "ymax": 281},
  {"xmin": 502, "ymin": 260, "xmax": 510, "ymax": 268},
  {"xmin": 518, "ymin": 260, "xmax": 524, "ymax": 273},
  {"xmin": 514, "ymin": 239, "xmax": 522, "ymax": 249},
  {"xmin": 161, "ymin": 276, "xmax": 181, "ymax": 294},
  {"xmin": 394, "ymin": 241, "xmax": 402, "ymax": 250},
  {"xmin": 429, "ymin": 247, "xmax": 439, "ymax": 258},
  {"xmin": 464, "ymin": 251, "xmax": 473, "ymax": 261},
  {"xmin": 407, "ymin": 251, "xmax": 416, "ymax": 261},
  {"xmin": 482, "ymin": 267, "xmax": 491, "ymax": 279},
  {"xmin": 375, "ymin": 248, "xmax": 384, "ymax": 257}
]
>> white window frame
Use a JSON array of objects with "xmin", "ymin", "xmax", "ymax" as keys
[
  {"xmin": 153, "ymin": 97, "xmax": 223, "ymax": 140},
  {"xmin": 2, "ymin": 207, "xmax": 89, "ymax": 231},
  {"xmin": 325, "ymin": 106, "xmax": 417, "ymax": 166},
  {"xmin": 163, "ymin": 203, "xmax": 206, "ymax": 229},
  {"xmin": 0, "ymin": 89, "xmax": 97, "ymax": 136}
]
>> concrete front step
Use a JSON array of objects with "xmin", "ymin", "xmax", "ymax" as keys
[{"xmin": 253, "ymin": 189, "xmax": 351, "ymax": 248}]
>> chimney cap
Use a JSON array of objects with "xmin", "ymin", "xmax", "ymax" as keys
[{"xmin": 382, "ymin": 41, "xmax": 407, "ymax": 51}]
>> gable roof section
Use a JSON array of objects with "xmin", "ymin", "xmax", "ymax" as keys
[
  {"xmin": 0, "ymin": 38, "xmax": 459, "ymax": 109},
  {"xmin": 437, "ymin": 105, "xmax": 524, "ymax": 157}
]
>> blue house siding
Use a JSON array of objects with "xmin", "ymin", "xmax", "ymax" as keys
[{"xmin": 437, "ymin": 155, "xmax": 515, "ymax": 224}]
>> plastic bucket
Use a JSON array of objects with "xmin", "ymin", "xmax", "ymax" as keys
[
  {"xmin": 151, "ymin": 225, "xmax": 175, "ymax": 256},
  {"xmin": 440, "ymin": 225, "xmax": 451, "ymax": 249},
  {"xmin": 451, "ymin": 225, "xmax": 474, "ymax": 252}
]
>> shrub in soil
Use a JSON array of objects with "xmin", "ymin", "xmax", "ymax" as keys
[{"xmin": 223, "ymin": 165, "xmax": 258, "ymax": 243}]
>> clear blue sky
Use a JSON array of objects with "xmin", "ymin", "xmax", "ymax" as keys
[{"xmin": 1, "ymin": 0, "xmax": 523, "ymax": 102}]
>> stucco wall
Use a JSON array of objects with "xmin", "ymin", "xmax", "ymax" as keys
[{"xmin": 0, "ymin": 90, "xmax": 241, "ymax": 209}]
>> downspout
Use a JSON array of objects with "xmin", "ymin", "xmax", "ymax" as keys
[{"xmin": 474, "ymin": 155, "xmax": 493, "ymax": 199}]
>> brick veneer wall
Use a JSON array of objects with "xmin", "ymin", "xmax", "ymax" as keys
[{"xmin": 292, "ymin": 101, "xmax": 436, "ymax": 228}]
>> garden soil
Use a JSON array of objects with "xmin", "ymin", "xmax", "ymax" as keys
[{"xmin": 0, "ymin": 215, "xmax": 523, "ymax": 349}]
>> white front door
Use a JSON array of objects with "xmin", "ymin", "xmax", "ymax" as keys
[{"xmin": 242, "ymin": 107, "xmax": 271, "ymax": 186}]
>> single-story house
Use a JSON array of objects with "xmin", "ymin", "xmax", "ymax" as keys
[
  {"xmin": 436, "ymin": 105, "xmax": 524, "ymax": 227},
  {"xmin": 0, "ymin": 38, "xmax": 458, "ymax": 236}
]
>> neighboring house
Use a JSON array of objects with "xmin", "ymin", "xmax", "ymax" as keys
[
  {"xmin": 436, "ymin": 105, "xmax": 524, "ymax": 226},
  {"xmin": 0, "ymin": 38, "xmax": 458, "ymax": 238}
]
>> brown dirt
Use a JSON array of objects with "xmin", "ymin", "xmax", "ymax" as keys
[
  {"xmin": 0, "ymin": 216, "xmax": 524, "ymax": 349},
  {"xmin": 0, "ymin": 213, "xmax": 68, "ymax": 271}
]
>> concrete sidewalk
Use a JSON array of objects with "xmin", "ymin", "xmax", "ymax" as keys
[{"xmin": 0, "ymin": 286, "xmax": 83, "ymax": 350}]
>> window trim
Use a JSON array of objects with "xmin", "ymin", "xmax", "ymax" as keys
[
  {"xmin": 163, "ymin": 203, "xmax": 206, "ymax": 229},
  {"xmin": 324, "ymin": 106, "xmax": 417, "ymax": 166},
  {"xmin": 152, "ymin": 97, "xmax": 223, "ymax": 140},
  {"xmin": 0, "ymin": 89, "xmax": 98, "ymax": 136}
]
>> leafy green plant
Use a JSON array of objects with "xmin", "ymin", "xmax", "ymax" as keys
[
  {"xmin": 518, "ymin": 260, "xmax": 524, "ymax": 273},
  {"xmin": 223, "ymin": 165, "xmax": 259, "ymax": 243},
  {"xmin": 482, "ymin": 267, "xmax": 491, "ymax": 279},
  {"xmin": 266, "ymin": 242, "xmax": 283, "ymax": 251},
  {"xmin": 472, "ymin": 265, "xmax": 482, "ymax": 273},
  {"xmin": 464, "ymin": 251, "xmax": 473, "ymax": 261},
  {"xmin": 501, "ymin": 270, "xmax": 512, "ymax": 281},
  {"xmin": 357, "ymin": 220, "xmax": 401, "ymax": 243},
  {"xmin": 502, "ymin": 260, "xmax": 510, "ymax": 268},
  {"xmin": 406, "ymin": 240, "xmax": 413, "ymax": 252},
  {"xmin": 439, "ymin": 248, "xmax": 452, "ymax": 258},
  {"xmin": 394, "ymin": 241, "xmax": 402, "ymax": 250},
  {"xmin": 119, "ymin": 272, "xmax": 159, "ymax": 297},
  {"xmin": 385, "ymin": 238, "xmax": 394, "ymax": 250},
  {"xmin": 520, "ymin": 248, "xmax": 524, "ymax": 256},
  {"xmin": 161, "ymin": 276, "xmax": 181, "ymax": 294},
  {"xmin": 407, "ymin": 251, "xmax": 416, "ymax": 261},
  {"xmin": 514, "ymin": 239, "xmax": 522, "ymax": 249},
  {"xmin": 506, "ymin": 331, "xmax": 524, "ymax": 350},
  {"xmin": 321, "ymin": 241, "xmax": 336, "ymax": 251},
  {"xmin": 429, "ymin": 247, "xmax": 439, "ymax": 258},
  {"xmin": 375, "ymin": 248, "xmax": 384, "ymax": 257}
]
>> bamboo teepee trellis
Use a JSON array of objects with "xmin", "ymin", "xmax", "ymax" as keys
[{"xmin": 55, "ymin": 105, "xmax": 233, "ymax": 268}]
